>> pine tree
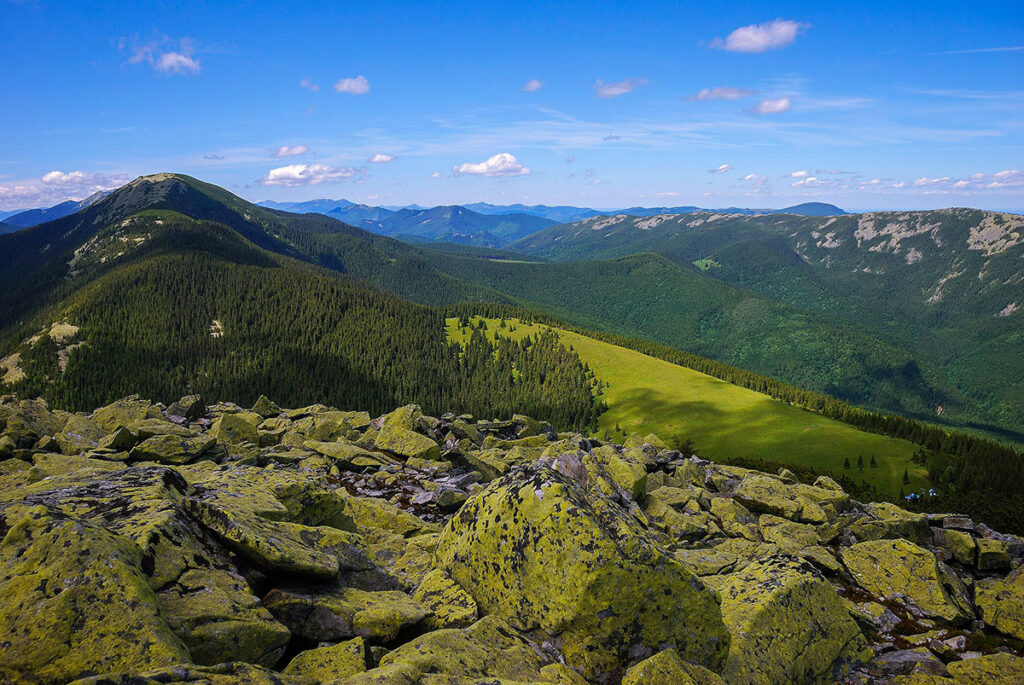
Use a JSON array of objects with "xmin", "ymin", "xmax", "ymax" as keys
[
  {"xmin": 903, "ymin": 469, "xmax": 910, "ymax": 484},
  {"xmin": 857, "ymin": 454, "xmax": 864, "ymax": 469},
  {"xmin": 844, "ymin": 457, "xmax": 851, "ymax": 470},
  {"xmin": 870, "ymin": 454, "xmax": 877, "ymax": 468}
]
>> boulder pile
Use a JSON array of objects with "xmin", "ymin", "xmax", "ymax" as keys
[{"xmin": 0, "ymin": 395, "xmax": 1022, "ymax": 684}]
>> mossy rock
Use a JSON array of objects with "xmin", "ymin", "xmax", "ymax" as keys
[
  {"xmin": 347, "ymin": 495, "xmax": 439, "ymax": 538},
  {"xmin": 251, "ymin": 394, "xmax": 283, "ymax": 418},
  {"xmin": 733, "ymin": 474, "xmax": 834, "ymax": 523},
  {"xmin": 0, "ymin": 398, "xmax": 68, "ymax": 447},
  {"xmin": 305, "ymin": 440, "xmax": 399, "ymax": 469},
  {"xmin": 378, "ymin": 615, "xmax": 547, "ymax": 681},
  {"xmin": 977, "ymin": 537, "xmax": 1012, "ymax": 571},
  {"xmin": 705, "ymin": 557, "xmax": 870, "ymax": 684},
  {"xmin": 284, "ymin": 636, "xmax": 368, "ymax": 679},
  {"xmin": 459, "ymin": 448, "xmax": 511, "ymax": 482},
  {"xmin": 166, "ymin": 394, "xmax": 205, "ymax": 421},
  {"xmin": 976, "ymin": 566, "xmax": 1024, "ymax": 640},
  {"xmin": 210, "ymin": 413, "xmax": 259, "ymax": 445},
  {"xmin": 434, "ymin": 466, "xmax": 730, "ymax": 680},
  {"xmin": 585, "ymin": 444, "xmax": 647, "ymax": 501},
  {"xmin": 333, "ymin": 662, "xmax": 421, "ymax": 684},
  {"xmin": 380, "ymin": 404, "xmax": 424, "ymax": 430},
  {"xmin": 848, "ymin": 502, "xmax": 931, "ymax": 544},
  {"xmin": 0, "ymin": 505, "xmax": 189, "ymax": 683},
  {"xmin": 183, "ymin": 497, "xmax": 342, "ymax": 580},
  {"xmin": 622, "ymin": 648, "xmax": 726, "ymax": 685},
  {"xmin": 69, "ymin": 662, "xmax": 313, "ymax": 685},
  {"xmin": 55, "ymin": 414, "xmax": 107, "ymax": 454},
  {"xmin": 91, "ymin": 397, "xmax": 153, "ymax": 432},
  {"xmin": 156, "ymin": 566, "xmax": 290, "ymax": 666},
  {"xmin": 934, "ymin": 527, "xmax": 976, "ymax": 565},
  {"xmin": 413, "ymin": 568, "xmax": 479, "ymax": 630},
  {"xmin": 946, "ymin": 652, "xmax": 1024, "ymax": 683},
  {"xmin": 263, "ymin": 586, "xmax": 427, "ymax": 642},
  {"xmin": 841, "ymin": 538, "xmax": 968, "ymax": 623},
  {"xmin": 374, "ymin": 424, "xmax": 441, "ymax": 461},
  {"xmin": 129, "ymin": 433, "xmax": 216, "ymax": 464}
]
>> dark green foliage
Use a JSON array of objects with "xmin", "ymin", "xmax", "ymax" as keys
[{"xmin": 5, "ymin": 250, "xmax": 602, "ymax": 432}]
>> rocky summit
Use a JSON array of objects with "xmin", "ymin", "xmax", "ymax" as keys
[{"xmin": 1, "ymin": 395, "xmax": 1022, "ymax": 684}]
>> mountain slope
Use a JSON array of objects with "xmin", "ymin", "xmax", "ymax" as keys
[
  {"xmin": 377, "ymin": 206, "xmax": 556, "ymax": 246},
  {"xmin": 508, "ymin": 210, "xmax": 1024, "ymax": 434}
]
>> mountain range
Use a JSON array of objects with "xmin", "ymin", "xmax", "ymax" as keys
[
  {"xmin": 0, "ymin": 190, "xmax": 109, "ymax": 234},
  {"xmin": 2, "ymin": 173, "xmax": 1021, "ymax": 443}
]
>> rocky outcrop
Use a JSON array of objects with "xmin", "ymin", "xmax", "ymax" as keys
[{"xmin": 1, "ymin": 394, "xmax": 1022, "ymax": 684}]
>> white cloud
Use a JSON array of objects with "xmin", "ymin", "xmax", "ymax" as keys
[
  {"xmin": 566, "ymin": 156, "xmax": 576, "ymax": 163},
  {"xmin": 594, "ymin": 77, "xmax": 647, "ymax": 98},
  {"xmin": 125, "ymin": 37, "xmax": 201, "ymax": 75},
  {"xmin": 452, "ymin": 153, "xmax": 530, "ymax": 177},
  {"xmin": 272, "ymin": 145, "xmax": 311, "ymax": 158},
  {"xmin": 203, "ymin": 154, "xmax": 224, "ymax": 160},
  {"xmin": 787, "ymin": 170, "xmax": 809, "ymax": 178},
  {"xmin": 913, "ymin": 176, "xmax": 952, "ymax": 187},
  {"xmin": 429, "ymin": 171, "xmax": 442, "ymax": 179},
  {"xmin": 903, "ymin": 170, "xmax": 1024, "ymax": 192},
  {"xmin": 655, "ymin": 191, "xmax": 679, "ymax": 197},
  {"xmin": 711, "ymin": 19, "xmax": 809, "ymax": 53},
  {"xmin": 751, "ymin": 97, "xmax": 792, "ymax": 115},
  {"xmin": 368, "ymin": 153, "xmax": 396, "ymax": 163},
  {"xmin": 334, "ymin": 75, "xmax": 370, "ymax": 95},
  {"xmin": 791, "ymin": 176, "xmax": 829, "ymax": 187},
  {"xmin": 688, "ymin": 86, "xmax": 756, "ymax": 101},
  {"xmin": 521, "ymin": 79, "xmax": 543, "ymax": 92},
  {"xmin": 259, "ymin": 164, "xmax": 366, "ymax": 187},
  {"xmin": 299, "ymin": 77, "xmax": 319, "ymax": 92},
  {"xmin": 0, "ymin": 170, "xmax": 129, "ymax": 209},
  {"xmin": 708, "ymin": 164, "xmax": 733, "ymax": 174}
]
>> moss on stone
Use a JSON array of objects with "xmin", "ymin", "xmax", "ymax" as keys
[
  {"xmin": 709, "ymin": 557, "xmax": 870, "ymax": 684},
  {"xmin": 284, "ymin": 636, "xmax": 367, "ymax": 679},
  {"xmin": 841, "ymin": 539, "xmax": 968, "ymax": 623},
  {"xmin": 434, "ymin": 466, "xmax": 730, "ymax": 680}
]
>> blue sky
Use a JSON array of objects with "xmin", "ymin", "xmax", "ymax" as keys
[{"xmin": 1, "ymin": 0, "xmax": 1022, "ymax": 212}]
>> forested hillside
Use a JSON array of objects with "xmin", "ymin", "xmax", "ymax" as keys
[{"xmin": 508, "ymin": 210, "xmax": 1024, "ymax": 438}]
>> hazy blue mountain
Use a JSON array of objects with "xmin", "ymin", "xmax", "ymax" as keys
[
  {"xmin": 464, "ymin": 202, "xmax": 605, "ymax": 223},
  {"xmin": 325, "ymin": 203, "xmax": 395, "ymax": 231},
  {"xmin": 2, "ymin": 191, "xmax": 110, "ymax": 229},
  {"xmin": 257, "ymin": 198, "xmax": 355, "ymax": 213},
  {"xmin": 0, "ymin": 221, "xmax": 17, "ymax": 235},
  {"xmin": 374, "ymin": 206, "xmax": 556, "ymax": 247}
]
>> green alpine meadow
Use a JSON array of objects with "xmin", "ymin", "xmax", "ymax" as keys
[{"xmin": 3, "ymin": 2, "xmax": 1023, "ymax": 683}]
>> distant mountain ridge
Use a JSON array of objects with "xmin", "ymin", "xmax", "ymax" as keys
[
  {"xmin": 254, "ymin": 198, "xmax": 843, "ymax": 247},
  {"xmin": 1, "ymin": 191, "xmax": 110, "ymax": 232}
]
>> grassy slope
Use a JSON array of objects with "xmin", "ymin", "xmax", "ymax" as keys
[{"xmin": 447, "ymin": 317, "xmax": 927, "ymax": 497}]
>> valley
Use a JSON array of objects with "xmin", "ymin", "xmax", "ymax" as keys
[{"xmin": 446, "ymin": 316, "xmax": 927, "ymax": 497}]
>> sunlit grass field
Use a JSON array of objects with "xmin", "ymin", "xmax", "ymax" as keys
[{"xmin": 446, "ymin": 317, "xmax": 928, "ymax": 497}]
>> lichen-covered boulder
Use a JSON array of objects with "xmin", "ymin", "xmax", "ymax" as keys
[
  {"xmin": 156, "ymin": 567, "xmax": 290, "ymax": 666},
  {"xmin": 283, "ymin": 636, "xmax": 367, "ymax": 679},
  {"xmin": 211, "ymin": 412, "xmax": 259, "ymax": 445},
  {"xmin": 378, "ymin": 615, "xmax": 547, "ymax": 681},
  {"xmin": 413, "ymin": 568, "xmax": 478, "ymax": 630},
  {"xmin": 621, "ymin": 648, "xmax": 726, "ymax": 685},
  {"xmin": 374, "ymin": 424, "xmax": 441, "ymax": 460},
  {"xmin": 69, "ymin": 662, "xmax": 310, "ymax": 685},
  {"xmin": 55, "ymin": 414, "xmax": 107, "ymax": 454},
  {"xmin": 703, "ymin": 557, "xmax": 869, "ymax": 684},
  {"xmin": 946, "ymin": 652, "xmax": 1024, "ymax": 683},
  {"xmin": 130, "ymin": 432, "xmax": 216, "ymax": 464},
  {"xmin": 733, "ymin": 474, "xmax": 835, "ymax": 523},
  {"xmin": 263, "ymin": 586, "xmax": 427, "ymax": 641},
  {"xmin": 584, "ymin": 444, "xmax": 647, "ymax": 501},
  {"xmin": 841, "ymin": 539, "xmax": 968, "ymax": 623},
  {"xmin": 91, "ymin": 397, "xmax": 153, "ymax": 431},
  {"xmin": 976, "ymin": 566, "xmax": 1024, "ymax": 640},
  {"xmin": 0, "ymin": 505, "xmax": 189, "ymax": 683},
  {"xmin": 434, "ymin": 466, "xmax": 730, "ymax": 680}
]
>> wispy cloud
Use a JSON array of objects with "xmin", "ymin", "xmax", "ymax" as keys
[
  {"xmin": 259, "ymin": 163, "xmax": 366, "ymax": 186},
  {"xmin": 688, "ymin": 86, "xmax": 756, "ymax": 101},
  {"xmin": 708, "ymin": 164, "xmax": 732, "ymax": 174},
  {"xmin": 751, "ymin": 97, "xmax": 792, "ymax": 115},
  {"xmin": 521, "ymin": 79, "xmax": 543, "ymax": 92},
  {"xmin": 272, "ymin": 145, "xmax": 311, "ymax": 158},
  {"xmin": 711, "ymin": 19, "xmax": 809, "ymax": 53},
  {"xmin": 122, "ymin": 36, "xmax": 201, "ymax": 75},
  {"xmin": 936, "ymin": 46, "xmax": 1024, "ymax": 55},
  {"xmin": 787, "ymin": 170, "xmax": 809, "ymax": 178},
  {"xmin": 368, "ymin": 153, "xmax": 396, "ymax": 163},
  {"xmin": 452, "ymin": 153, "xmax": 530, "ymax": 177},
  {"xmin": 299, "ymin": 77, "xmax": 319, "ymax": 92},
  {"xmin": 603, "ymin": 134, "xmax": 622, "ymax": 141},
  {"xmin": 203, "ymin": 154, "xmax": 224, "ymax": 160},
  {"xmin": 594, "ymin": 77, "xmax": 647, "ymax": 98},
  {"xmin": 911, "ymin": 88, "xmax": 1024, "ymax": 101},
  {"xmin": 334, "ymin": 75, "xmax": 370, "ymax": 95},
  {"xmin": 429, "ymin": 171, "xmax": 442, "ymax": 179}
]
